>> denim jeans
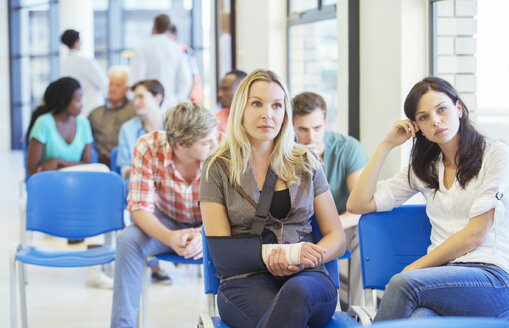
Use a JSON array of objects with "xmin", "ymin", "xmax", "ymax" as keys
[
  {"xmin": 110, "ymin": 208, "xmax": 200, "ymax": 328},
  {"xmin": 374, "ymin": 262, "xmax": 509, "ymax": 321},
  {"xmin": 217, "ymin": 271, "xmax": 338, "ymax": 328}
]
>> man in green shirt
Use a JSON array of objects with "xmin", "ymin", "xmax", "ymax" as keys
[{"xmin": 292, "ymin": 92, "xmax": 368, "ymax": 307}]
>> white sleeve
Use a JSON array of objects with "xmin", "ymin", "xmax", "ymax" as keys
[
  {"xmin": 470, "ymin": 143, "xmax": 509, "ymax": 218},
  {"xmin": 373, "ymin": 166, "xmax": 419, "ymax": 212}
]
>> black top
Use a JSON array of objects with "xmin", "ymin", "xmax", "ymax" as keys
[{"xmin": 269, "ymin": 188, "xmax": 291, "ymax": 219}]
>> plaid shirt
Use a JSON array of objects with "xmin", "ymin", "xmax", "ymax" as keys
[{"xmin": 127, "ymin": 131, "xmax": 202, "ymax": 224}]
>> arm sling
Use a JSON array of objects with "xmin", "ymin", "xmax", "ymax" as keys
[{"xmin": 205, "ymin": 166, "xmax": 278, "ymax": 280}]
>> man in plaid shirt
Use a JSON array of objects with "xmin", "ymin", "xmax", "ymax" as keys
[{"xmin": 111, "ymin": 102, "xmax": 217, "ymax": 327}]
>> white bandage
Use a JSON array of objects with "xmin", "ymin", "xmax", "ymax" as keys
[{"xmin": 261, "ymin": 242, "xmax": 305, "ymax": 265}]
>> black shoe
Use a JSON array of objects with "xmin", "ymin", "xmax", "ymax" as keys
[
  {"xmin": 67, "ymin": 238, "xmax": 85, "ymax": 244},
  {"xmin": 151, "ymin": 270, "xmax": 172, "ymax": 285}
]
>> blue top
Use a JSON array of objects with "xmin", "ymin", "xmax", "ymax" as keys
[
  {"xmin": 28, "ymin": 113, "xmax": 93, "ymax": 163},
  {"xmin": 117, "ymin": 116, "xmax": 163, "ymax": 168},
  {"xmin": 322, "ymin": 131, "xmax": 369, "ymax": 213}
]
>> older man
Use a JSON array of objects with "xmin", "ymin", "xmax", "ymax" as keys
[{"xmin": 88, "ymin": 66, "xmax": 136, "ymax": 167}]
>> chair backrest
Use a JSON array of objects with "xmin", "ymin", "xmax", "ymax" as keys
[
  {"xmin": 202, "ymin": 216, "xmax": 340, "ymax": 294},
  {"xmin": 358, "ymin": 205, "xmax": 431, "ymax": 291},
  {"xmin": 110, "ymin": 146, "xmax": 121, "ymax": 174},
  {"xmin": 26, "ymin": 171, "xmax": 125, "ymax": 239}
]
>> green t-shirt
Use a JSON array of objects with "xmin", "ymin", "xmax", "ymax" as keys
[
  {"xmin": 29, "ymin": 113, "xmax": 93, "ymax": 163},
  {"xmin": 322, "ymin": 131, "xmax": 369, "ymax": 213}
]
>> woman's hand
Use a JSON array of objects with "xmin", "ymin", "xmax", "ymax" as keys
[
  {"xmin": 299, "ymin": 242, "xmax": 326, "ymax": 269},
  {"xmin": 382, "ymin": 120, "xmax": 419, "ymax": 149},
  {"xmin": 36, "ymin": 157, "xmax": 61, "ymax": 172},
  {"xmin": 266, "ymin": 248, "xmax": 302, "ymax": 277}
]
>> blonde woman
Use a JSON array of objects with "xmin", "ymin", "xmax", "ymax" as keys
[{"xmin": 199, "ymin": 69, "xmax": 346, "ymax": 328}]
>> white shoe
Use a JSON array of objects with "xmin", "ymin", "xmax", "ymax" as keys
[{"xmin": 85, "ymin": 266, "xmax": 114, "ymax": 289}]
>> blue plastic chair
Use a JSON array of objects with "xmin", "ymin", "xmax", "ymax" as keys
[
  {"xmin": 9, "ymin": 171, "xmax": 125, "ymax": 328},
  {"xmin": 198, "ymin": 218, "xmax": 360, "ymax": 328},
  {"xmin": 110, "ymin": 146, "xmax": 121, "ymax": 174},
  {"xmin": 370, "ymin": 317, "xmax": 509, "ymax": 328},
  {"xmin": 348, "ymin": 205, "xmax": 431, "ymax": 324}
]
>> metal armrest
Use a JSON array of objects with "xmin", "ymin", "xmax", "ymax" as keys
[
  {"xmin": 198, "ymin": 312, "xmax": 214, "ymax": 328},
  {"xmin": 347, "ymin": 305, "xmax": 375, "ymax": 326}
]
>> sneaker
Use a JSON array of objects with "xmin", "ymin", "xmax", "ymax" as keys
[
  {"xmin": 85, "ymin": 266, "xmax": 114, "ymax": 289},
  {"xmin": 151, "ymin": 269, "xmax": 172, "ymax": 285}
]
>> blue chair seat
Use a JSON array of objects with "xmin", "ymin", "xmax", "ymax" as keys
[
  {"xmin": 370, "ymin": 317, "xmax": 509, "ymax": 328},
  {"xmin": 155, "ymin": 253, "xmax": 202, "ymax": 265},
  {"xmin": 324, "ymin": 312, "xmax": 360, "ymax": 327},
  {"xmin": 16, "ymin": 245, "xmax": 116, "ymax": 267}
]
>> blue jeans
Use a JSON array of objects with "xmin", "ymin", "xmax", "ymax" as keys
[
  {"xmin": 110, "ymin": 208, "xmax": 200, "ymax": 328},
  {"xmin": 374, "ymin": 263, "xmax": 509, "ymax": 321},
  {"xmin": 217, "ymin": 271, "xmax": 337, "ymax": 328}
]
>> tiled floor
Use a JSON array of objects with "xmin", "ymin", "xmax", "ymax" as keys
[{"xmin": 2, "ymin": 150, "xmax": 207, "ymax": 328}]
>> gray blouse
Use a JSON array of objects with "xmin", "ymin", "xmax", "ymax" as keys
[{"xmin": 199, "ymin": 157, "xmax": 330, "ymax": 244}]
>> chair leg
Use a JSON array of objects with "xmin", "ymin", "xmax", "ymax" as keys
[
  {"xmin": 10, "ymin": 249, "xmax": 18, "ymax": 328},
  {"xmin": 207, "ymin": 294, "xmax": 216, "ymax": 317},
  {"xmin": 18, "ymin": 261, "xmax": 28, "ymax": 328}
]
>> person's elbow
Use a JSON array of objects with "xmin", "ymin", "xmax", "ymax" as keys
[{"xmin": 346, "ymin": 196, "xmax": 367, "ymax": 215}]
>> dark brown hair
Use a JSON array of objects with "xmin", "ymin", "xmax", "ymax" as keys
[
  {"xmin": 132, "ymin": 79, "xmax": 165, "ymax": 106},
  {"xmin": 292, "ymin": 92, "xmax": 327, "ymax": 119},
  {"xmin": 154, "ymin": 14, "xmax": 172, "ymax": 34},
  {"xmin": 404, "ymin": 76, "xmax": 485, "ymax": 191}
]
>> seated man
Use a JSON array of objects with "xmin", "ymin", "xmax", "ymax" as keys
[
  {"xmin": 110, "ymin": 102, "xmax": 217, "ymax": 327},
  {"xmin": 88, "ymin": 66, "xmax": 136, "ymax": 167},
  {"xmin": 292, "ymin": 92, "xmax": 369, "ymax": 307}
]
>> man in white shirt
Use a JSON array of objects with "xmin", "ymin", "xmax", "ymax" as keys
[
  {"xmin": 129, "ymin": 14, "xmax": 192, "ymax": 111},
  {"xmin": 60, "ymin": 29, "xmax": 108, "ymax": 117}
]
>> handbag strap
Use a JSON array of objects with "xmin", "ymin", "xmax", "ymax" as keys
[{"xmin": 251, "ymin": 167, "xmax": 278, "ymax": 236}]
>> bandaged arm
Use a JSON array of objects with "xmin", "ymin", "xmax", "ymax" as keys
[{"xmin": 262, "ymin": 242, "xmax": 305, "ymax": 265}]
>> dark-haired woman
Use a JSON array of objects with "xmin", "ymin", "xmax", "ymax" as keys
[
  {"xmin": 26, "ymin": 77, "xmax": 94, "ymax": 176},
  {"xmin": 347, "ymin": 76, "xmax": 509, "ymax": 320}
]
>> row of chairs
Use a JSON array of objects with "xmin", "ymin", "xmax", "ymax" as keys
[{"xmin": 10, "ymin": 171, "xmax": 509, "ymax": 327}]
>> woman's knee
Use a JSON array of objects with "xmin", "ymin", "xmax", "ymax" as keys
[{"xmin": 387, "ymin": 272, "xmax": 415, "ymax": 295}]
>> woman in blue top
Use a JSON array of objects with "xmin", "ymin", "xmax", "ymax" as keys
[{"xmin": 26, "ymin": 77, "xmax": 94, "ymax": 176}]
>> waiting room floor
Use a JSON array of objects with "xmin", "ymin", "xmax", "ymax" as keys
[{"xmin": 2, "ymin": 150, "xmax": 207, "ymax": 328}]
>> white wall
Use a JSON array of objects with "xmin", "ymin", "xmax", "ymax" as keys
[
  {"xmin": 359, "ymin": 0, "xmax": 428, "ymax": 179},
  {"xmin": 0, "ymin": 4, "xmax": 11, "ymax": 151},
  {"xmin": 235, "ymin": 0, "xmax": 287, "ymax": 79}
]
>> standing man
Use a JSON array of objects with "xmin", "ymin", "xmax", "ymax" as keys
[
  {"xmin": 110, "ymin": 102, "xmax": 217, "ymax": 327},
  {"xmin": 292, "ymin": 92, "xmax": 369, "ymax": 307},
  {"xmin": 60, "ymin": 29, "xmax": 108, "ymax": 117},
  {"xmin": 215, "ymin": 70, "xmax": 247, "ymax": 137},
  {"xmin": 88, "ymin": 66, "xmax": 136, "ymax": 167},
  {"xmin": 129, "ymin": 14, "xmax": 192, "ymax": 111}
]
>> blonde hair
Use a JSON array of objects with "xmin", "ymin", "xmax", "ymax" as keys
[
  {"xmin": 164, "ymin": 101, "xmax": 217, "ymax": 147},
  {"xmin": 206, "ymin": 68, "xmax": 320, "ymax": 185}
]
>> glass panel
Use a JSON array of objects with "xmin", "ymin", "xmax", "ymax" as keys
[
  {"xmin": 94, "ymin": 10, "xmax": 108, "ymax": 53},
  {"xmin": 95, "ymin": 52, "xmax": 109, "ymax": 73},
  {"xmin": 27, "ymin": 5, "xmax": 50, "ymax": 56},
  {"xmin": 20, "ymin": 0, "xmax": 50, "ymax": 6},
  {"xmin": 30, "ymin": 57, "xmax": 51, "ymax": 104},
  {"xmin": 288, "ymin": 19, "xmax": 339, "ymax": 131},
  {"xmin": 217, "ymin": 0, "xmax": 232, "ymax": 80},
  {"xmin": 289, "ymin": 0, "xmax": 318, "ymax": 13}
]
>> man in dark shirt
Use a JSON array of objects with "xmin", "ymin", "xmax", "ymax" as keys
[{"xmin": 88, "ymin": 66, "xmax": 136, "ymax": 166}]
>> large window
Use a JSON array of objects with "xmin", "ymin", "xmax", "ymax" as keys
[
  {"xmin": 9, "ymin": 0, "xmax": 59, "ymax": 149},
  {"xmin": 287, "ymin": 0, "xmax": 359, "ymax": 138},
  {"xmin": 430, "ymin": 0, "xmax": 509, "ymax": 143}
]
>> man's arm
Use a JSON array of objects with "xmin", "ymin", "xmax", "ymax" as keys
[{"xmin": 131, "ymin": 209, "xmax": 201, "ymax": 259}]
